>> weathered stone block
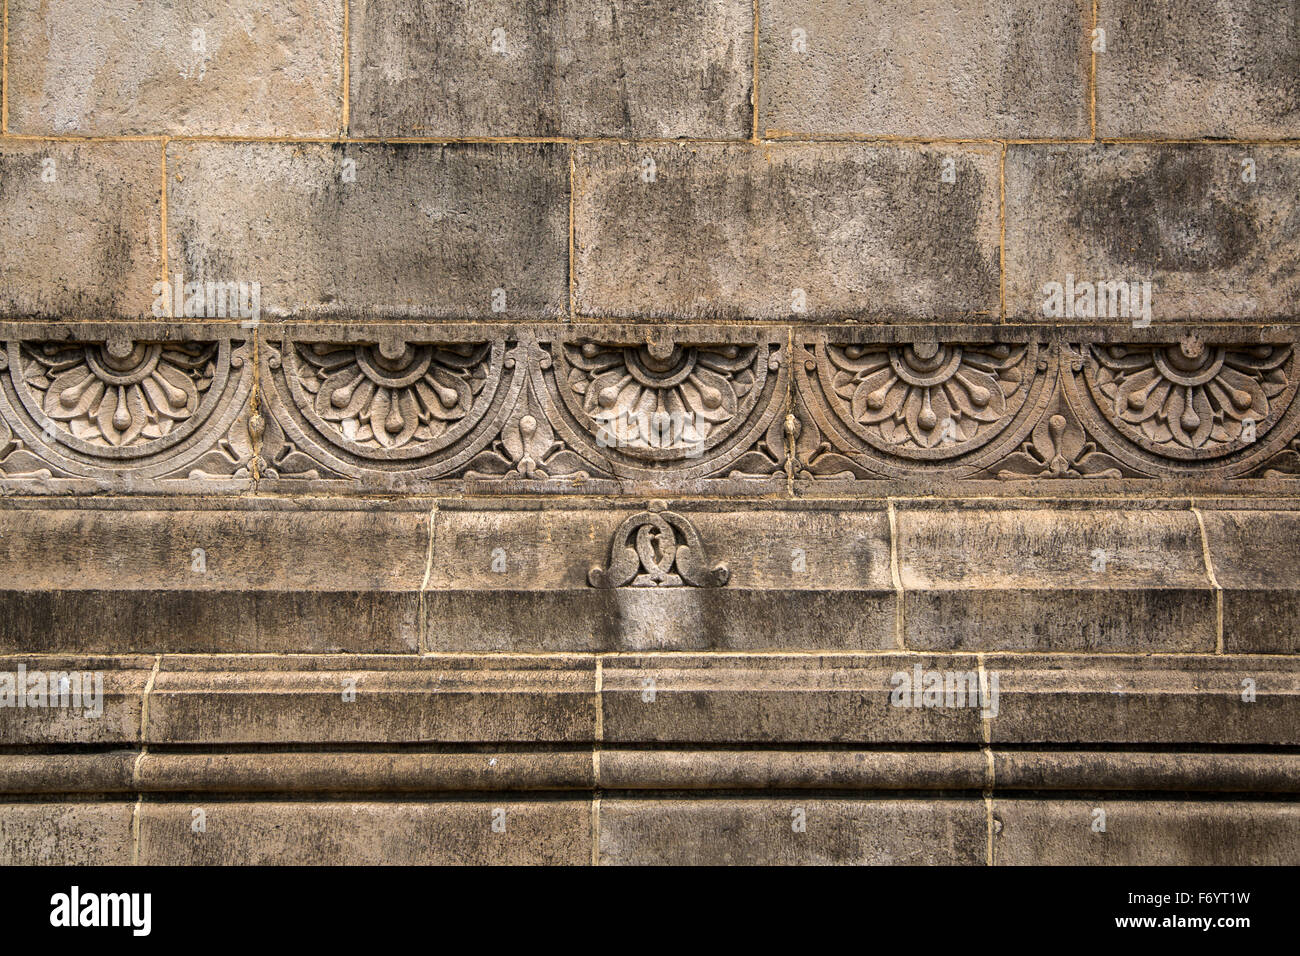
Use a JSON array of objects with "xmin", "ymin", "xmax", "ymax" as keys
[
  {"xmin": 0, "ymin": 656, "xmax": 151, "ymax": 745},
  {"xmin": 425, "ymin": 503, "xmax": 894, "ymax": 651},
  {"xmin": 599, "ymin": 750, "xmax": 987, "ymax": 791},
  {"xmin": 0, "ymin": 143, "xmax": 162, "ymax": 319},
  {"xmin": 898, "ymin": 504, "xmax": 1216, "ymax": 651},
  {"xmin": 1005, "ymin": 145, "xmax": 1300, "ymax": 322},
  {"xmin": 1200, "ymin": 509, "xmax": 1300, "ymax": 654},
  {"xmin": 994, "ymin": 751, "xmax": 1300, "ymax": 792},
  {"xmin": 0, "ymin": 508, "xmax": 426, "ymax": 654},
  {"xmin": 1097, "ymin": 0, "xmax": 1300, "ymax": 138},
  {"xmin": 144, "ymin": 656, "xmax": 597, "ymax": 744},
  {"xmin": 994, "ymin": 799, "xmax": 1300, "ymax": 864},
  {"xmin": 759, "ymin": 0, "xmax": 1090, "ymax": 138},
  {"xmin": 599, "ymin": 798, "xmax": 986, "ymax": 865},
  {"xmin": 988, "ymin": 655, "xmax": 1300, "ymax": 745},
  {"xmin": 138, "ymin": 799, "xmax": 590, "ymax": 865},
  {"xmin": 573, "ymin": 144, "xmax": 1001, "ymax": 320},
  {"xmin": 0, "ymin": 753, "xmax": 136, "ymax": 794},
  {"xmin": 601, "ymin": 655, "xmax": 987, "ymax": 744},
  {"xmin": 134, "ymin": 752, "xmax": 593, "ymax": 793},
  {"xmin": 0, "ymin": 803, "xmax": 135, "ymax": 865},
  {"xmin": 167, "ymin": 143, "xmax": 569, "ymax": 319},
  {"xmin": 351, "ymin": 0, "xmax": 752, "ymax": 137},
  {"xmin": 7, "ymin": 0, "xmax": 344, "ymax": 136}
]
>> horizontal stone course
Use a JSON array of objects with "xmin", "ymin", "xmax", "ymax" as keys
[
  {"xmin": 9, "ymin": 749, "xmax": 1300, "ymax": 795},
  {"xmin": 1, "ymin": 500, "xmax": 1299, "ymax": 654},
  {"xmin": 144, "ymin": 655, "xmax": 598, "ymax": 744}
]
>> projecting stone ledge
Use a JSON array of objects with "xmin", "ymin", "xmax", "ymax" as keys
[
  {"xmin": 0, "ymin": 652, "xmax": 1297, "ymax": 864},
  {"xmin": 0, "ymin": 496, "xmax": 1297, "ymax": 864},
  {"xmin": 2, "ymin": 496, "xmax": 1298, "ymax": 654}
]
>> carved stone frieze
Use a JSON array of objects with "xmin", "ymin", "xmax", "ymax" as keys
[
  {"xmin": 794, "ymin": 329, "xmax": 1300, "ymax": 483},
  {"xmin": 0, "ymin": 328, "xmax": 254, "ymax": 486},
  {"xmin": 258, "ymin": 326, "xmax": 787, "ymax": 489},
  {"xmin": 3, "ymin": 325, "xmax": 1300, "ymax": 492}
]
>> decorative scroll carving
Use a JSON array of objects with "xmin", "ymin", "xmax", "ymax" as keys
[
  {"xmin": 993, "ymin": 392, "xmax": 1129, "ymax": 479},
  {"xmin": 589, "ymin": 502, "xmax": 729, "ymax": 589}
]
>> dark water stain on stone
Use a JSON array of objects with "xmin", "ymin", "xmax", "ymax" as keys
[{"xmin": 1069, "ymin": 149, "xmax": 1259, "ymax": 273}]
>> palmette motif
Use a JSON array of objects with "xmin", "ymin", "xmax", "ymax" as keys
[{"xmin": 2, "ymin": 328, "xmax": 1299, "ymax": 490}]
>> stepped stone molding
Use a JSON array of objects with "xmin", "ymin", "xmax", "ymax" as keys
[
  {"xmin": 1, "ymin": 650, "xmax": 1296, "ymax": 864},
  {"xmin": 3, "ymin": 496, "xmax": 1299, "ymax": 655}
]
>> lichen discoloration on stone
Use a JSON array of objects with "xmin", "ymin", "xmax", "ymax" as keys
[
  {"xmin": 351, "ymin": 0, "xmax": 753, "ymax": 138},
  {"xmin": 574, "ymin": 144, "xmax": 1001, "ymax": 320},
  {"xmin": 1005, "ymin": 145, "xmax": 1300, "ymax": 321}
]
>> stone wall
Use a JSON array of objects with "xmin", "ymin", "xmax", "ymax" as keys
[{"xmin": 0, "ymin": 0, "xmax": 1298, "ymax": 864}]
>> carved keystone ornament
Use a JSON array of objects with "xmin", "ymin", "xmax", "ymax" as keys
[{"xmin": 589, "ymin": 501, "xmax": 729, "ymax": 589}]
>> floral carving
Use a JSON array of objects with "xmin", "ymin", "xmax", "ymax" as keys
[
  {"xmin": 563, "ymin": 340, "xmax": 757, "ymax": 455},
  {"xmin": 995, "ymin": 396, "xmax": 1126, "ymax": 479},
  {"xmin": 291, "ymin": 342, "xmax": 491, "ymax": 451},
  {"xmin": 21, "ymin": 341, "xmax": 216, "ymax": 448},
  {"xmin": 462, "ymin": 379, "xmax": 598, "ymax": 480},
  {"xmin": 589, "ymin": 502, "xmax": 728, "ymax": 588},
  {"xmin": 818, "ymin": 342, "xmax": 1034, "ymax": 457},
  {"xmin": 1084, "ymin": 342, "xmax": 1291, "ymax": 459}
]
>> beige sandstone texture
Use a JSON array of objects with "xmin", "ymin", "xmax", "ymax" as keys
[{"xmin": 0, "ymin": 0, "xmax": 1297, "ymax": 866}]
